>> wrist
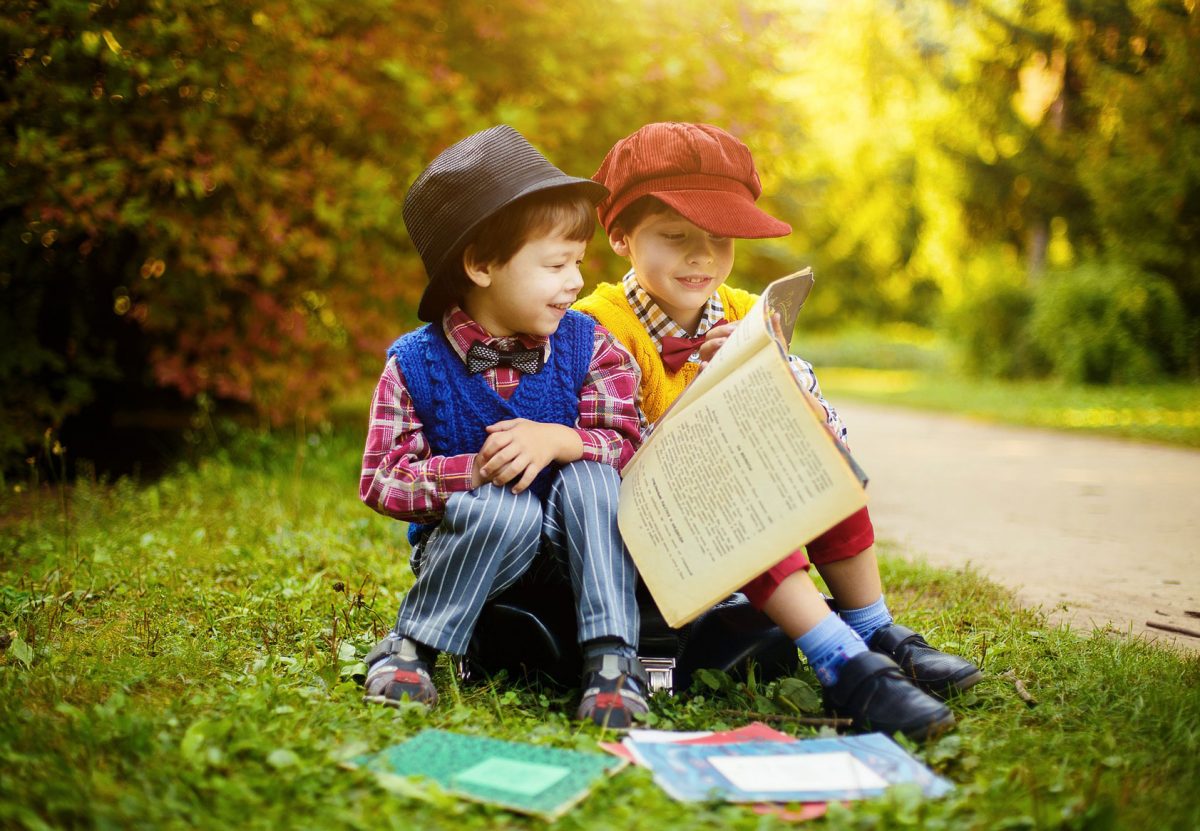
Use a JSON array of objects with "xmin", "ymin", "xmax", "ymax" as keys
[{"xmin": 553, "ymin": 424, "xmax": 584, "ymax": 464}]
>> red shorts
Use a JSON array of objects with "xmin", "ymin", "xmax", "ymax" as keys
[{"xmin": 739, "ymin": 506, "xmax": 875, "ymax": 608}]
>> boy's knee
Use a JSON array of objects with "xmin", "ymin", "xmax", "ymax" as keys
[
  {"xmin": 446, "ymin": 484, "xmax": 543, "ymax": 537},
  {"xmin": 553, "ymin": 460, "xmax": 619, "ymax": 504}
]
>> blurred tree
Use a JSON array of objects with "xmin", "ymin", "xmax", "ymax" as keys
[
  {"xmin": 2, "ymin": 0, "xmax": 1195, "ymax": 470},
  {"xmin": 0, "ymin": 0, "xmax": 796, "ymax": 470},
  {"xmin": 924, "ymin": 0, "xmax": 1199, "ymax": 371}
]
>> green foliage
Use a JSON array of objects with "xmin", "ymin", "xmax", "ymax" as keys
[
  {"xmin": 3, "ymin": 0, "xmax": 1198, "ymax": 470},
  {"xmin": 0, "ymin": 0, "xmax": 813, "ymax": 469},
  {"xmin": 1029, "ymin": 260, "xmax": 1192, "ymax": 383},
  {"xmin": 950, "ymin": 281, "xmax": 1049, "ymax": 380},
  {"xmin": 2, "ymin": 427, "xmax": 1199, "ymax": 829}
]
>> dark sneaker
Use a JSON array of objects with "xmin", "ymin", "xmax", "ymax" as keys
[
  {"xmin": 576, "ymin": 654, "xmax": 650, "ymax": 730},
  {"xmin": 824, "ymin": 651, "xmax": 956, "ymax": 741},
  {"xmin": 869, "ymin": 624, "xmax": 983, "ymax": 699},
  {"xmin": 361, "ymin": 635, "xmax": 438, "ymax": 708}
]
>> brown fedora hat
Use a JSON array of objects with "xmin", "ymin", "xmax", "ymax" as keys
[{"xmin": 403, "ymin": 125, "xmax": 609, "ymax": 322}]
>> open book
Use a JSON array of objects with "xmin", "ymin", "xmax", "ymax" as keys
[{"xmin": 618, "ymin": 269, "xmax": 869, "ymax": 627}]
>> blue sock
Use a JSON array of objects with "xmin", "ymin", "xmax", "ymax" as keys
[
  {"xmin": 839, "ymin": 596, "xmax": 893, "ymax": 643},
  {"xmin": 795, "ymin": 611, "xmax": 868, "ymax": 687}
]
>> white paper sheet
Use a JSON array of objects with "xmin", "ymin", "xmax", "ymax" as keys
[{"xmin": 708, "ymin": 752, "xmax": 889, "ymax": 793}]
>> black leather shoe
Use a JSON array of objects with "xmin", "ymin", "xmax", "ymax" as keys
[
  {"xmin": 824, "ymin": 651, "xmax": 956, "ymax": 741},
  {"xmin": 869, "ymin": 624, "xmax": 983, "ymax": 699}
]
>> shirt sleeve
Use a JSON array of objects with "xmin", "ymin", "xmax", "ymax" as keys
[
  {"xmin": 358, "ymin": 358, "xmax": 477, "ymax": 523},
  {"xmin": 575, "ymin": 327, "xmax": 643, "ymax": 470},
  {"xmin": 787, "ymin": 354, "xmax": 850, "ymax": 446}
]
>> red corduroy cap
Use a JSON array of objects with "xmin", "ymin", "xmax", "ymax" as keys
[{"xmin": 593, "ymin": 122, "xmax": 792, "ymax": 239}]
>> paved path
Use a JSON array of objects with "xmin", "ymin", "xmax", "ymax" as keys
[{"xmin": 839, "ymin": 401, "xmax": 1200, "ymax": 652}]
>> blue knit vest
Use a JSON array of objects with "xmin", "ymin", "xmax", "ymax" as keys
[{"xmin": 389, "ymin": 310, "xmax": 596, "ymax": 544}]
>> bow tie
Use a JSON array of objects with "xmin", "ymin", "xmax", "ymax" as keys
[
  {"xmin": 465, "ymin": 341, "xmax": 545, "ymax": 375},
  {"xmin": 659, "ymin": 318, "xmax": 727, "ymax": 373}
]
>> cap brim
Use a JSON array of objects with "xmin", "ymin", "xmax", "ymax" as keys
[
  {"xmin": 653, "ymin": 190, "xmax": 791, "ymax": 239},
  {"xmin": 416, "ymin": 176, "xmax": 608, "ymax": 322}
]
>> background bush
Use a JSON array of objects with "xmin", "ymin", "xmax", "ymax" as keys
[
  {"xmin": 1029, "ymin": 260, "xmax": 1193, "ymax": 384},
  {"xmin": 951, "ymin": 281, "xmax": 1049, "ymax": 380}
]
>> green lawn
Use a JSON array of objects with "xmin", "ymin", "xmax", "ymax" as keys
[
  {"xmin": 2, "ymin": 428, "xmax": 1198, "ymax": 830},
  {"xmin": 795, "ymin": 327, "xmax": 1200, "ymax": 447}
]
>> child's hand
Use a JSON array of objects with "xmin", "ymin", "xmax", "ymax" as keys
[
  {"xmin": 698, "ymin": 321, "xmax": 739, "ymax": 362},
  {"xmin": 477, "ymin": 419, "xmax": 584, "ymax": 494}
]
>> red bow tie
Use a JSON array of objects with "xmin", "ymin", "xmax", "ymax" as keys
[{"xmin": 659, "ymin": 318, "xmax": 727, "ymax": 373}]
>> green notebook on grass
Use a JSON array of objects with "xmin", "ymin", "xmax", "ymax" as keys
[{"xmin": 346, "ymin": 729, "xmax": 626, "ymax": 820}]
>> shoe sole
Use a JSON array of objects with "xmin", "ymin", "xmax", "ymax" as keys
[
  {"xmin": 902, "ymin": 710, "xmax": 957, "ymax": 742},
  {"xmin": 919, "ymin": 667, "xmax": 985, "ymax": 700},
  {"xmin": 362, "ymin": 693, "xmax": 435, "ymax": 709}
]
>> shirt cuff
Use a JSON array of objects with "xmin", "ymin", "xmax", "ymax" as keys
[
  {"xmin": 575, "ymin": 427, "xmax": 630, "ymax": 469},
  {"xmin": 433, "ymin": 453, "xmax": 478, "ymax": 496}
]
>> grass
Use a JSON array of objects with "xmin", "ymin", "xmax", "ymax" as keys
[
  {"xmin": 794, "ymin": 327, "xmax": 1200, "ymax": 448},
  {"xmin": 2, "ymin": 425, "xmax": 1199, "ymax": 830}
]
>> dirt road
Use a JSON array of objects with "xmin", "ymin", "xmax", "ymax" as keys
[{"xmin": 839, "ymin": 401, "xmax": 1200, "ymax": 652}]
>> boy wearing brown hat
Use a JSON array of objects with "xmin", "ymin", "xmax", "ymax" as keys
[
  {"xmin": 576, "ymin": 122, "xmax": 981, "ymax": 740},
  {"xmin": 359, "ymin": 126, "xmax": 649, "ymax": 728}
]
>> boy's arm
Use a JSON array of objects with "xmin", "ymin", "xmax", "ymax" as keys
[
  {"xmin": 575, "ymin": 327, "xmax": 643, "ymax": 470},
  {"xmin": 787, "ymin": 354, "xmax": 850, "ymax": 446},
  {"xmin": 359, "ymin": 359, "xmax": 478, "ymax": 523}
]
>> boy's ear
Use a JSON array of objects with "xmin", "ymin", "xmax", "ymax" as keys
[
  {"xmin": 462, "ymin": 245, "xmax": 493, "ymax": 288},
  {"xmin": 607, "ymin": 227, "xmax": 631, "ymax": 257}
]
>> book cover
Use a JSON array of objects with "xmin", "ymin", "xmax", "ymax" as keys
[
  {"xmin": 347, "ymin": 729, "xmax": 626, "ymax": 820},
  {"xmin": 625, "ymin": 732, "xmax": 953, "ymax": 803}
]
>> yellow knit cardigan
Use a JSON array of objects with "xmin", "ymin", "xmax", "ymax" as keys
[{"xmin": 574, "ymin": 280, "xmax": 758, "ymax": 425}]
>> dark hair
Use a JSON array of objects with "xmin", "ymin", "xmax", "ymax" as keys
[
  {"xmin": 459, "ymin": 185, "xmax": 596, "ymax": 282},
  {"xmin": 611, "ymin": 195, "xmax": 675, "ymax": 235}
]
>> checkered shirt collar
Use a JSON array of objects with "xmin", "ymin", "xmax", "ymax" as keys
[
  {"xmin": 621, "ymin": 269, "xmax": 726, "ymax": 345},
  {"xmin": 441, "ymin": 306, "xmax": 550, "ymax": 365}
]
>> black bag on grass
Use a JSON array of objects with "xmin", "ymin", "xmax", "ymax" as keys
[{"xmin": 461, "ymin": 564, "xmax": 798, "ymax": 695}]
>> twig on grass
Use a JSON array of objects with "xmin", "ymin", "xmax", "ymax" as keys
[
  {"xmin": 1145, "ymin": 620, "xmax": 1200, "ymax": 639},
  {"xmin": 1000, "ymin": 670, "xmax": 1037, "ymax": 707},
  {"xmin": 715, "ymin": 709, "xmax": 852, "ymax": 728}
]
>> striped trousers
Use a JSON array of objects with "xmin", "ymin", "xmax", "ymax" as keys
[{"xmin": 392, "ymin": 460, "xmax": 639, "ymax": 655}]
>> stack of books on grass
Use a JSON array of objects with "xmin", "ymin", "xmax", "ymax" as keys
[{"xmin": 600, "ymin": 722, "xmax": 951, "ymax": 817}]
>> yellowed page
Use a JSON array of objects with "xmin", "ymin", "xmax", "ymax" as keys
[{"xmin": 618, "ymin": 344, "xmax": 868, "ymax": 627}]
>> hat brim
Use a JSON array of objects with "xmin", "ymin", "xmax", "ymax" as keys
[
  {"xmin": 416, "ymin": 176, "xmax": 608, "ymax": 322},
  {"xmin": 653, "ymin": 190, "xmax": 792, "ymax": 239}
]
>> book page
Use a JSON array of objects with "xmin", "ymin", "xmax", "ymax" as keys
[{"xmin": 618, "ymin": 346, "xmax": 867, "ymax": 627}]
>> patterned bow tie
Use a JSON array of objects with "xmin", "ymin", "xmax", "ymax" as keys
[
  {"xmin": 465, "ymin": 341, "xmax": 545, "ymax": 375},
  {"xmin": 659, "ymin": 318, "xmax": 727, "ymax": 373}
]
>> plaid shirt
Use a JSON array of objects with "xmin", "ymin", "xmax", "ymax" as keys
[
  {"xmin": 360, "ymin": 306, "xmax": 642, "ymax": 524},
  {"xmin": 623, "ymin": 270, "xmax": 849, "ymax": 444}
]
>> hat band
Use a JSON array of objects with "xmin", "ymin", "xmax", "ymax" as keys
[
  {"xmin": 603, "ymin": 172, "xmax": 758, "ymax": 230},
  {"xmin": 626, "ymin": 172, "xmax": 756, "ymax": 200}
]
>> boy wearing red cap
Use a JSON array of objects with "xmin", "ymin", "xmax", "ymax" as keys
[
  {"xmin": 359, "ymin": 126, "xmax": 649, "ymax": 728},
  {"xmin": 576, "ymin": 122, "xmax": 980, "ymax": 740}
]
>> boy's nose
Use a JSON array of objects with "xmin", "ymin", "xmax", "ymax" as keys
[
  {"xmin": 565, "ymin": 265, "xmax": 584, "ymax": 291},
  {"xmin": 687, "ymin": 239, "xmax": 716, "ymax": 264}
]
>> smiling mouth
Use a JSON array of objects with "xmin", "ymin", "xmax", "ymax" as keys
[
  {"xmin": 549, "ymin": 302, "xmax": 572, "ymax": 310},
  {"xmin": 676, "ymin": 275, "xmax": 712, "ymax": 286}
]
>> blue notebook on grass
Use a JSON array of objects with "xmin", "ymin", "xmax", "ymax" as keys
[{"xmin": 625, "ymin": 732, "xmax": 952, "ymax": 803}]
